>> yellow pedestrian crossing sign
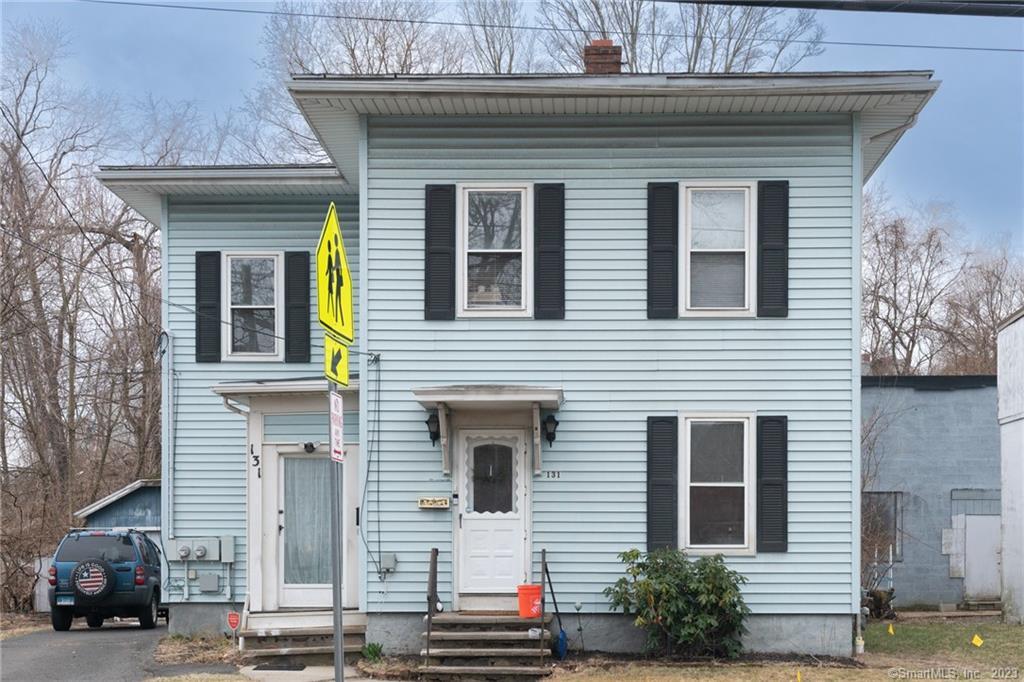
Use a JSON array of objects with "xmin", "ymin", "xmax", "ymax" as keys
[
  {"xmin": 316, "ymin": 202, "xmax": 353, "ymax": 344},
  {"xmin": 324, "ymin": 333, "xmax": 349, "ymax": 387}
]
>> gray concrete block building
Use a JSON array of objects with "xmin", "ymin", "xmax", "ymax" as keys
[{"xmin": 862, "ymin": 375, "xmax": 1000, "ymax": 609}]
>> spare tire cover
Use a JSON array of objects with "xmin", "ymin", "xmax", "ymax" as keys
[{"xmin": 72, "ymin": 560, "xmax": 116, "ymax": 601}]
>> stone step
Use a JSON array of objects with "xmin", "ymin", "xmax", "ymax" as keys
[
  {"xmin": 241, "ymin": 643, "xmax": 362, "ymax": 658},
  {"xmin": 240, "ymin": 624, "xmax": 364, "ymax": 638},
  {"xmin": 424, "ymin": 630, "xmax": 551, "ymax": 642},
  {"xmin": 418, "ymin": 665, "xmax": 551, "ymax": 677},
  {"xmin": 430, "ymin": 613, "xmax": 553, "ymax": 626},
  {"xmin": 421, "ymin": 648, "xmax": 550, "ymax": 658}
]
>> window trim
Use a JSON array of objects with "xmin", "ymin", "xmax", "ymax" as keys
[
  {"xmin": 679, "ymin": 181, "xmax": 758, "ymax": 318},
  {"xmin": 455, "ymin": 183, "xmax": 534, "ymax": 319},
  {"xmin": 222, "ymin": 251, "xmax": 284, "ymax": 361},
  {"xmin": 679, "ymin": 412, "xmax": 757, "ymax": 555}
]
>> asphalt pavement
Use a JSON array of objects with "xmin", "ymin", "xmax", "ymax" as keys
[{"xmin": 0, "ymin": 620, "xmax": 236, "ymax": 681}]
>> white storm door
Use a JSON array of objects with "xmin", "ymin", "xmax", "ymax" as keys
[
  {"xmin": 278, "ymin": 453, "xmax": 332, "ymax": 608},
  {"xmin": 965, "ymin": 515, "xmax": 1001, "ymax": 601},
  {"xmin": 457, "ymin": 429, "xmax": 528, "ymax": 594}
]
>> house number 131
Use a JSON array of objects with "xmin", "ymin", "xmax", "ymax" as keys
[{"xmin": 544, "ymin": 471, "xmax": 561, "ymax": 478}]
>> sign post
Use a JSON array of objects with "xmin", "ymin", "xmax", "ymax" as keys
[
  {"xmin": 317, "ymin": 202, "xmax": 352, "ymax": 682},
  {"xmin": 227, "ymin": 611, "xmax": 240, "ymax": 649}
]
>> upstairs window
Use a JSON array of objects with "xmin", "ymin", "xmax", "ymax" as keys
[
  {"xmin": 681, "ymin": 182, "xmax": 756, "ymax": 316},
  {"xmin": 225, "ymin": 253, "xmax": 282, "ymax": 359},
  {"xmin": 457, "ymin": 185, "xmax": 532, "ymax": 317}
]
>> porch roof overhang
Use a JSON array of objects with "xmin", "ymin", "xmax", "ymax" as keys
[
  {"xmin": 211, "ymin": 377, "xmax": 359, "ymax": 400},
  {"xmin": 412, "ymin": 384, "xmax": 564, "ymax": 410},
  {"xmin": 94, "ymin": 164, "xmax": 350, "ymax": 225}
]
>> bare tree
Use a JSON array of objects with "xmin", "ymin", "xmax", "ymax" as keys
[
  {"xmin": 459, "ymin": 0, "xmax": 538, "ymax": 74},
  {"xmin": 861, "ymin": 191, "xmax": 969, "ymax": 375},
  {"xmin": 235, "ymin": 0, "xmax": 465, "ymax": 163},
  {"xmin": 0, "ymin": 20, "xmax": 197, "ymax": 611},
  {"xmin": 535, "ymin": 0, "xmax": 823, "ymax": 73},
  {"xmin": 933, "ymin": 242, "xmax": 1024, "ymax": 375},
  {"xmin": 674, "ymin": 3, "xmax": 823, "ymax": 72}
]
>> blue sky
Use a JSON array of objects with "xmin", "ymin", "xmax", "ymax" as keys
[{"xmin": 5, "ymin": 1, "xmax": 1022, "ymax": 246}]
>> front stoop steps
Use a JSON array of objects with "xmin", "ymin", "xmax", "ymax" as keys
[
  {"xmin": 418, "ymin": 612, "xmax": 554, "ymax": 680},
  {"xmin": 239, "ymin": 609, "xmax": 365, "ymax": 664}
]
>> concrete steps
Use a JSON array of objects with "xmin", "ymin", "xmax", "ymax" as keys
[
  {"xmin": 419, "ymin": 612, "xmax": 553, "ymax": 680},
  {"xmin": 239, "ymin": 610, "xmax": 365, "ymax": 665}
]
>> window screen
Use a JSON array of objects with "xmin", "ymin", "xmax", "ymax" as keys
[
  {"xmin": 463, "ymin": 190, "xmax": 526, "ymax": 310},
  {"xmin": 686, "ymin": 187, "xmax": 750, "ymax": 311},
  {"xmin": 686, "ymin": 418, "xmax": 749, "ymax": 548},
  {"xmin": 465, "ymin": 437, "xmax": 519, "ymax": 514}
]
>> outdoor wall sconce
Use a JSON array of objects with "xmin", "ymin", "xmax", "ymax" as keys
[
  {"xmin": 542, "ymin": 414, "xmax": 559, "ymax": 445},
  {"xmin": 425, "ymin": 412, "xmax": 441, "ymax": 445}
]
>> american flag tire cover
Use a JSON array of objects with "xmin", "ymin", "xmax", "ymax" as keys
[{"xmin": 74, "ymin": 562, "xmax": 108, "ymax": 595}]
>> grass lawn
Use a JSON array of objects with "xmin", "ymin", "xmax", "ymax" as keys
[{"xmin": 861, "ymin": 619, "xmax": 1024, "ymax": 668}]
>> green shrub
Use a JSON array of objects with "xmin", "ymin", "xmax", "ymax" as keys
[
  {"xmin": 361, "ymin": 641, "xmax": 384, "ymax": 662},
  {"xmin": 603, "ymin": 548, "xmax": 750, "ymax": 658}
]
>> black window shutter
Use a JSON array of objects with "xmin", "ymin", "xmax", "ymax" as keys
[
  {"xmin": 194, "ymin": 251, "xmax": 221, "ymax": 363},
  {"xmin": 647, "ymin": 183, "xmax": 679, "ymax": 319},
  {"xmin": 647, "ymin": 416, "xmax": 679, "ymax": 551},
  {"xmin": 757, "ymin": 415, "xmax": 789, "ymax": 552},
  {"xmin": 534, "ymin": 183, "xmax": 565, "ymax": 320},
  {"xmin": 424, "ymin": 185, "xmax": 456, "ymax": 320},
  {"xmin": 284, "ymin": 251, "xmax": 311, "ymax": 363},
  {"xmin": 757, "ymin": 181, "xmax": 790, "ymax": 317}
]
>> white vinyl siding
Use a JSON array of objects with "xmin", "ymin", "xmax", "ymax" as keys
[
  {"xmin": 363, "ymin": 113, "xmax": 857, "ymax": 616},
  {"xmin": 163, "ymin": 196, "xmax": 359, "ymax": 604}
]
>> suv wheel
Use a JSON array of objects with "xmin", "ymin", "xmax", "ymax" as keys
[
  {"xmin": 51, "ymin": 607, "xmax": 73, "ymax": 631},
  {"xmin": 138, "ymin": 593, "xmax": 157, "ymax": 630},
  {"xmin": 86, "ymin": 614, "xmax": 104, "ymax": 629}
]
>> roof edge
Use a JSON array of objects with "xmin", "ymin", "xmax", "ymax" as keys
[
  {"xmin": 862, "ymin": 375, "xmax": 997, "ymax": 391},
  {"xmin": 74, "ymin": 479, "xmax": 160, "ymax": 519},
  {"xmin": 96, "ymin": 164, "xmax": 343, "ymax": 184}
]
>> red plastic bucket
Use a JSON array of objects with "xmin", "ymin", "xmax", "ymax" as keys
[{"xmin": 517, "ymin": 583, "xmax": 542, "ymax": 618}]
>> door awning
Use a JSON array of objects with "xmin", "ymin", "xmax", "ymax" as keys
[
  {"xmin": 412, "ymin": 385, "xmax": 564, "ymax": 475},
  {"xmin": 412, "ymin": 384, "xmax": 563, "ymax": 410}
]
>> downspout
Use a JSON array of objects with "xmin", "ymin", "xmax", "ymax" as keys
[{"xmin": 221, "ymin": 396, "xmax": 249, "ymax": 418}]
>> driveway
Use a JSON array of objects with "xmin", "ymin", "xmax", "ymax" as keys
[{"xmin": 0, "ymin": 620, "xmax": 235, "ymax": 682}]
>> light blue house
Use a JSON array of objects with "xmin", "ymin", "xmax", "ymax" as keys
[{"xmin": 98, "ymin": 56, "xmax": 938, "ymax": 658}]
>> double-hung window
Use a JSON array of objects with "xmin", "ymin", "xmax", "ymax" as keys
[
  {"xmin": 681, "ymin": 182, "xmax": 756, "ymax": 316},
  {"xmin": 457, "ymin": 185, "xmax": 532, "ymax": 317},
  {"xmin": 224, "ymin": 253, "xmax": 283, "ymax": 360},
  {"xmin": 680, "ymin": 413, "xmax": 755, "ymax": 554}
]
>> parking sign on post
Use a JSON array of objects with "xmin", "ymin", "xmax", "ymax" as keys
[{"xmin": 330, "ymin": 392, "xmax": 345, "ymax": 463}]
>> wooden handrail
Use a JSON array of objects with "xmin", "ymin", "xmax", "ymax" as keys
[
  {"xmin": 539, "ymin": 548, "xmax": 547, "ymax": 657},
  {"xmin": 425, "ymin": 547, "xmax": 439, "ymax": 660}
]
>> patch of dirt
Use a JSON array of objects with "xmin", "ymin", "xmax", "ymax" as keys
[
  {"xmin": 0, "ymin": 611, "xmax": 49, "ymax": 640},
  {"xmin": 154, "ymin": 635, "xmax": 244, "ymax": 666},
  {"xmin": 357, "ymin": 655, "xmax": 421, "ymax": 680},
  {"xmin": 551, "ymin": 651, "xmax": 862, "ymax": 676}
]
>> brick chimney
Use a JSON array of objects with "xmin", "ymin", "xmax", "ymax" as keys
[{"xmin": 583, "ymin": 39, "xmax": 622, "ymax": 75}]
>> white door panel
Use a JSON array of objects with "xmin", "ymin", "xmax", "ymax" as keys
[
  {"xmin": 457, "ymin": 430, "xmax": 528, "ymax": 594},
  {"xmin": 965, "ymin": 515, "xmax": 1001, "ymax": 601}
]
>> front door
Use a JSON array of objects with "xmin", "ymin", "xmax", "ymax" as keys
[
  {"xmin": 278, "ymin": 452, "xmax": 332, "ymax": 608},
  {"xmin": 457, "ymin": 429, "xmax": 529, "ymax": 595}
]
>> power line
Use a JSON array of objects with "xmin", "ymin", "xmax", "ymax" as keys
[
  {"xmin": 660, "ymin": 1, "xmax": 1024, "ymax": 18},
  {"xmin": 77, "ymin": 0, "xmax": 1024, "ymax": 54}
]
